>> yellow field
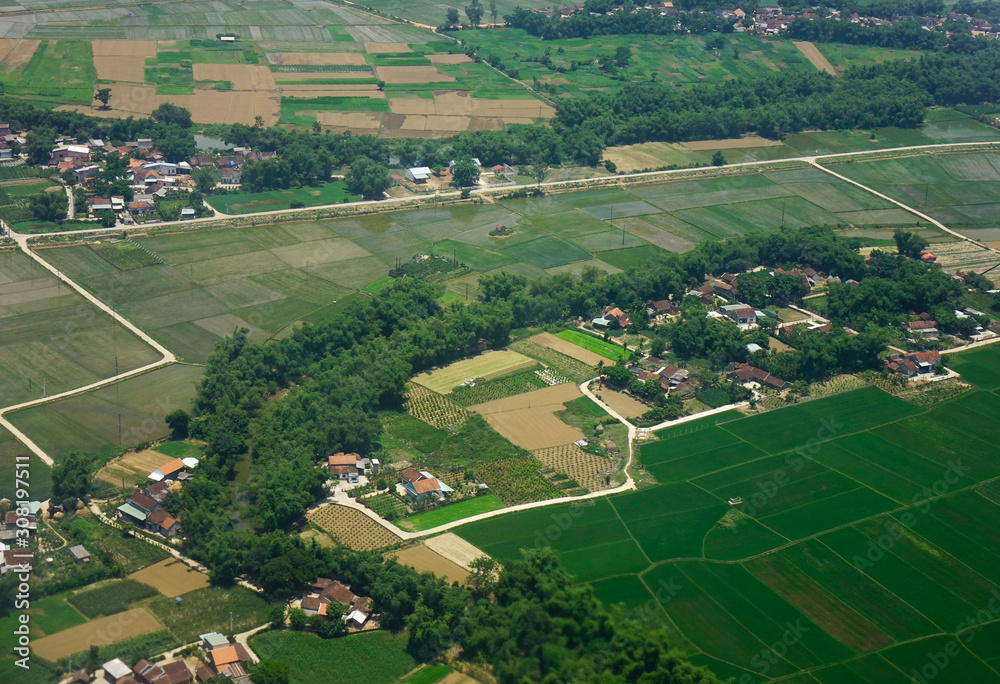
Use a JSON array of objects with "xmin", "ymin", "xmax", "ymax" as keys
[
  {"xmin": 31, "ymin": 608, "xmax": 162, "ymax": 661},
  {"xmin": 96, "ymin": 448, "xmax": 174, "ymax": 486},
  {"xmin": 411, "ymin": 350, "xmax": 535, "ymax": 394},
  {"xmin": 530, "ymin": 332, "xmax": 605, "ymax": 367},
  {"xmin": 389, "ymin": 544, "xmax": 469, "ymax": 584},
  {"xmin": 129, "ymin": 558, "xmax": 210, "ymax": 598}
]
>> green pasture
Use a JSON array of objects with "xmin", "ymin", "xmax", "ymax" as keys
[
  {"xmin": 278, "ymin": 96, "xmax": 390, "ymax": 126},
  {"xmin": 455, "ymin": 365, "xmax": 1000, "ymax": 681},
  {"xmin": 555, "ymin": 330, "xmax": 627, "ymax": 361},
  {"xmin": 3, "ymin": 40, "xmax": 95, "ymax": 105},
  {"xmin": 396, "ymin": 493, "xmax": 505, "ymax": 530},
  {"xmin": 206, "ymin": 181, "xmax": 359, "ymax": 214}
]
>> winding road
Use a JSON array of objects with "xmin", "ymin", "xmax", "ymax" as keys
[{"xmin": 2, "ymin": 139, "xmax": 999, "ymax": 531}]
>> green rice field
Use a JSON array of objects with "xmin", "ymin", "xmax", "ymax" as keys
[
  {"xmin": 455, "ymin": 349, "xmax": 1000, "ymax": 681},
  {"xmin": 396, "ymin": 493, "xmax": 505, "ymax": 531},
  {"xmin": 556, "ymin": 329, "xmax": 628, "ymax": 361},
  {"xmin": 205, "ymin": 182, "xmax": 360, "ymax": 215}
]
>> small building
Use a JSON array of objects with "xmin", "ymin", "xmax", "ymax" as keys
[
  {"xmin": 400, "ymin": 467, "xmax": 452, "ymax": 500},
  {"xmin": 147, "ymin": 509, "xmax": 180, "ymax": 536},
  {"xmin": 201, "ymin": 632, "xmax": 231, "ymax": 651},
  {"xmin": 887, "ymin": 350, "xmax": 942, "ymax": 377},
  {"xmin": 902, "ymin": 320, "xmax": 939, "ymax": 339},
  {"xmin": 90, "ymin": 197, "xmax": 113, "ymax": 213},
  {"xmin": 51, "ymin": 145, "xmax": 91, "ymax": 163},
  {"xmin": 103, "ymin": 659, "xmax": 132, "ymax": 684},
  {"xmin": 70, "ymin": 669, "xmax": 92, "ymax": 684},
  {"xmin": 68, "ymin": 545, "xmax": 91, "ymax": 564},
  {"xmin": 720, "ymin": 304, "xmax": 758, "ymax": 326},
  {"xmin": 149, "ymin": 458, "xmax": 186, "ymax": 482},
  {"xmin": 129, "ymin": 200, "xmax": 156, "ymax": 216},
  {"xmin": 405, "ymin": 166, "xmax": 432, "ymax": 183},
  {"xmin": 319, "ymin": 580, "xmax": 355, "ymax": 606},
  {"xmin": 220, "ymin": 169, "xmax": 240, "ymax": 185},
  {"xmin": 180, "ymin": 207, "xmax": 196, "ymax": 219}
]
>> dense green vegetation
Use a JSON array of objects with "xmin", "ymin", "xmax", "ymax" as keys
[{"xmin": 67, "ymin": 580, "xmax": 159, "ymax": 619}]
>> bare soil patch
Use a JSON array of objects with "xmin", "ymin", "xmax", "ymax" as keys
[
  {"xmin": 389, "ymin": 97, "xmax": 436, "ymax": 115},
  {"xmin": 0, "ymin": 39, "xmax": 22, "ymax": 64},
  {"xmin": 31, "ymin": 608, "xmax": 162, "ymax": 661},
  {"xmin": 273, "ymin": 52, "xmax": 367, "ymax": 66},
  {"xmin": 192, "ymin": 63, "xmax": 276, "ymax": 90},
  {"xmin": 423, "ymin": 532, "xmax": 490, "ymax": 570},
  {"xmin": 94, "ymin": 55, "xmax": 145, "ymax": 83},
  {"xmin": 530, "ymin": 332, "xmax": 604, "ymax": 367},
  {"xmin": 389, "ymin": 544, "xmax": 470, "ymax": 583},
  {"xmin": 364, "ymin": 42, "xmax": 411, "ymax": 53},
  {"xmin": 595, "ymin": 388, "xmax": 648, "ymax": 419},
  {"xmin": 315, "ymin": 111, "xmax": 382, "ymax": 132},
  {"xmin": 427, "ymin": 53, "xmax": 473, "ymax": 65},
  {"xmin": 399, "ymin": 114, "xmax": 470, "ymax": 131},
  {"xmin": 793, "ymin": 40, "xmax": 839, "ymax": 76},
  {"xmin": 376, "ymin": 65, "xmax": 454, "ymax": 83},
  {"xmin": 92, "ymin": 40, "xmax": 157, "ymax": 57},
  {"xmin": 129, "ymin": 558, "xmax": 210, "ymax": 598},
  {"xmin": 471, "ymin": 383, "xmax": 585, "ymax": 450},
  {"xmin": 1, "ymin": 39, "xmax": 39, "ymax": 72},
  {"xmin": 682, "ymin": 136, "xmax": 785, "ymax": 150}
]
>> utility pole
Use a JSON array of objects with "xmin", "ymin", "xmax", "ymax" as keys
[{"xmin": 780, "ymin": 201, "xmax": 786, "ymax": 225}]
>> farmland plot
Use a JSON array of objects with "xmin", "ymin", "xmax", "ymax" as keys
[
  {"xmin": 470, "ymin": 383, "xmax": 585, "ymax": 450},
  {"xmin": 308, "ymin": 503, "xmax": 401, "ymax": 550}
]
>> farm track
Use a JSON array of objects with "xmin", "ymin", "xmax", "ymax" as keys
[{"xmin": 5, "ymin": 141, "xmax": 1000, "ymax": 540}]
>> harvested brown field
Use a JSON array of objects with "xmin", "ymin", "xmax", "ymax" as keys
[
  {"xmin": 596, "ymin": 389, "xmax": 649, "ymax": 419},
  {"xmin": 399, "ymin": 114, "xmax": 470, "ymax": 131},
  {"xmin": 530, "ymin": 332, "xmax": 605, "ymax": 367},
  {"xmin": 793, "ymin": 40, "xmax": 838, "ymax": 76},
  {"xmin": 273, "ymin": 52, "xmax": 367, "ymax": 66},
  {"xmin": 31, "ymin": 608, "xmax": 162, "ymax": 661},
  {"xmin": 376, "ymin": 65, "xmax": 454, "ymax": 83},
  {"xmin": 364, "ymin": 42, "xmax": 411, "ymax": 53},
  {"xmin": 315, "ymin": 111, "xmax": 382, "ymax": 131},
  {"xmin": 389, "ymin": 544, "xmax": 469, "ymax": 584},
  {"xmin": 307, "ymin": 504, "xmax": 401, "ymax": 551},
  {"xmin": 471, "ymin": 383, "xmax": 584, "ymax": 450},
  {"xmin": 533, "ymin": 444, "xmax": 617, "ymax": 493},
  {"xmin": 0, "ymin": 39, "xmax": 39, "ymax": 71},
  {"xmin": 682, "ymin": 136, "xmax": 785, "ymax": 150},
  {"xmin": 91, "ymin": 40, "xmax": 157, "ymax": 58},
  {"xmin": 96, "ymin": 448, "xmax": 174, "ymax": 486},
  {"xmin": 388, "ymin": 97, "xmax": 436, "ymax": 115},
  {"xmin": 94, "ymin": 55, "xmax": 145, "ymax": 83},
  {"xmin": 423, "ymin": 532, "xmax": 490, "ymax": 570},
  {"xmin": 427, "ymin": 53, "xmax": 473, "ymax": 65},
  {"xmin": 192, "ymin": 63, "xmax": 275, "ymax": 90},
  {"xmin": 129, "ymin": 558, "xmax": 210, "ymax": 598}
]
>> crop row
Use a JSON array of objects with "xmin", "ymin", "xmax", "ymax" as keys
[
  {"xmin": 307, "ymin": 504, "xmax": 401, "ymax": 551},
  {"xmin": 510, "ymin": 340, "xmax": 595, "ymax": 383},
  {"xmin": 404, "ymin": 384, "xmax": 469, "ymax": 429},
  {"xmin": 450, "ymin": 368, "xmax": 547, "ymax": 407},
  {"xmin": 473, "ymin": 458, "xmax": 564, "ymax": 506},
  {"xmin": 533, "ymin": 444, "xmax": 618, "ymax": 493}
]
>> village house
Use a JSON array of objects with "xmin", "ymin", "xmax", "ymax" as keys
[
  {"xmin": 129, "ymin": 199, "xmax": 156, "ymax": 216},
  {"xmin": 50, "ymin": 144, "xmax": 91, "ymax": 163},
  {"xmin": 401, "ymin": 467, "xmax": 451, "ymax": 500},
  {"xmin": 686, "ymin": 282, "xmax": 715, "ymax": 305},
  {"xmin": 199, "ymin": 632, "xmax": 253, "ymax": 679},
  {"xmin": 719, "ymin": 303, "xmax": 760, "ymax": 327},
  {"xmin": 726, "ymin": 362, "xmax": 789, "ymax": 390},
  {"xmin": 90, "ymin": 197, "xmax": 113, "ymax": 213},
  {"xmin": 103, "ymin": 659, "xmax": 133, "ymax": 684},
  {"xmin": 0, "ymin": 510, "xmax": 37, "ymax": 542},
  {"xmin": 300, "ymin": 578, "xmax": 375, "ymax": 630},
  {"xmin": 887, "ymin": 350, "xmax": 942, "ymax": 377},
  {"xmin": 902, "ymin": 320, "xmax": 939, "ymax": 339},
  {"xmin": 645, "ymin": 299, "xmax": 676, "ymax": 321},
  {"xmin": 220, "ymin": 169, "xmax": 241, "ymax": 185},
  {"xmin": 0, "ymin": 548, "xmax": 32, "ymax": 574},
  {"xmin": 327, "ymin": 452, "xmax": 380, "ymax": 482}
]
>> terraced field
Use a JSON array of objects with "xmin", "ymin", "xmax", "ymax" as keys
[{"xmin": 455, "ymin": 350, "xmax": 1000, "ymax": 682}]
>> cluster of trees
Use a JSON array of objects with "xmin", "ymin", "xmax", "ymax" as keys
[
  {"xmin": 737, "ymin": 270, "xmax": 810, "ymax": 308},
  {"xmin": 786, "ymin": 16, "xmax": 948, "ymax": 50},
  {"xmin": 240, "ymin": 142, "xmax": 334, "ymax": 192},
  {"xmin": 504, "ymin": 5, "xmax": 738, "ymax": 40},
  {"xmin": 344, "ymin": 155, "xmax": 391, "ymax": 200}
]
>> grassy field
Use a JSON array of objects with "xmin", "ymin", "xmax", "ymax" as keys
[
  {"xmin": 396, "ymin": 493, "xmax": 505, "ymax": 531},
  {"xmin": 555, "ymin": 330, "xmax": 628, "ymax": 361},
  {"xmin": 454, "ymin": 352, "xmax": 1000, "ymax": 681},
  {"xmin": 250, "ymin": 630, "xmax": 416, "ymax": 684},
  {"xmin": 206, "ymin": 182, "xmax": 360, "ymax": 214},
  {"xmin": 148, "ymin": 585, "xmax": 272, "ymax": 643}
]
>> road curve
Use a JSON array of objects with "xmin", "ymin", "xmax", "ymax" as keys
[{"xmin": 0, "ymin": 230, "xmax": 176, "ymax": 465}]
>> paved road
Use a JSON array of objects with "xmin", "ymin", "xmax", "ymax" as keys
[
  {"xmin": 0, "ymin": 229, "xmax": 176, "ymax": 465},
  {"xmin": 14, "ymin": 141, "xmax": 1000, "ymax": 243}
]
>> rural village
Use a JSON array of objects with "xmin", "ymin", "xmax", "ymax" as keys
[{"xmin": 2, "ymin": 0, "xmax": 1000, "ymax": 682}]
